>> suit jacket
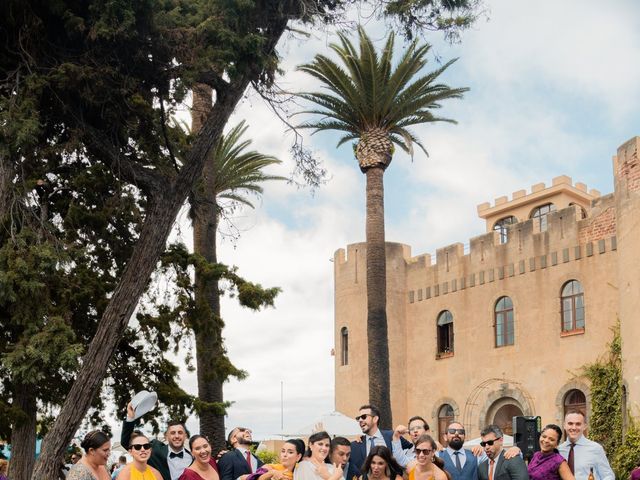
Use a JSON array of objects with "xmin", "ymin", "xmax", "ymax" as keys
[
  {"xmin": 121, "ymin": 419, "xmax": 192, "ymax": 480},
  {"xmin": 437, "ymin": 449, "xmax": 477, "ymax": 480},
  {"xmin": 349, "ymin": 430, "xmax": 412, "ymax": 473},
  {"xmin": 477, "ymin": 451, "xmax": 529, "ymax": 480},
  {"xmin": 218, "ymin": 448, "xmax": 264, "ymax": 480}
]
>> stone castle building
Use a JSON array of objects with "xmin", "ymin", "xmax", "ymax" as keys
[{"xmin": 333, "ymin": 136, "xmax": 640, "ymax": 444}]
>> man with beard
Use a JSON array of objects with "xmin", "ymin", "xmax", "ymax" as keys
[
  {"xmin": 477, "ymin": 425, "xmax": 528, "ymax": 480},
  {"xmin": 436, "ymin": 422, "xmax": 477, "ymax": 480},
  {"xmin": 350, "ymin": 404, "xmax": 412, "ymax": 472},
  {"xmin": 219, "ymin": 427, "xmax": 264, "ymax": 480}
]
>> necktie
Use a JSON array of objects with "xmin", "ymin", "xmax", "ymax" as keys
[
  {"xmin": 488, "ymin": 459, "xmax": 495, "ymax": 480},
  {"xmin": 454, "ymin": 451, "xmax": 462, "ymax": 471},
  {"xmin": 568, "ymin": 443, "xmax": 575, "ymax": 474},
  {"xmin": 246, "ymin": 450, "xmax": 253, "ymax": 473},
  {"xmin": 169, "ymin": 451, "xmax": 184, "ymax": 459},
  {"xmin": 369, "ymin": 437, "xmax": 376, "ymax": 454}
]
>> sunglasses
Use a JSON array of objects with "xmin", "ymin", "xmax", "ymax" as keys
[
  {"xmin": 415, "ymin": 448, "xmax": 433, "ymax": 456},
  {"xmin": 355, "ymin": 414, "xmax": 372, "ymax": 421},
  {"xmin": 447, "ymin": 428, "xmax": 465, "ymax": 435},
  {"xmin": 131, "ymin": 443, "xmax": 152, "ymax": 451},
  {"xmin": 480, "ymin": 438, "xmax": 501, "ymax": 447}
]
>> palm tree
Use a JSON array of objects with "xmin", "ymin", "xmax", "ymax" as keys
[
  {"xmin": 297, "ymin": 26, "xmax": 467, "ymax": 428},
  {"xmin": 191, "ymin": 107, "xmax": 285, "ymax": 450}
]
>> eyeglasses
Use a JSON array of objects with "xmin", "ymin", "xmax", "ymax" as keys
[
  {"xmin": 415, "ymin": 448, "xmax": 433, "ymax": 456},
  {"xmin": 131, "ymin": 443, "xmax": 152, "ymax": 451},
  {"xmin": 480, "ymin": 438, "xmax": 502, "ymax": 447},
  {"xmin": 447, "ymin": 428, "xmax": 465, "ymax": 435},
  {"xmin": 355, "ymin": 414, "xmax": 372, "ymax": 421},
  {"xmin": 409, "ymin": 426, "xmax": 425, "ymax": 432}
]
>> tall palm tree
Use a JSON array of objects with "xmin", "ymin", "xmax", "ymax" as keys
[
  {"xmin": 191, "ymin": 104, "xmax": 285, "ymax": 450},
  {"xmin": 297, "ymin": 26, "xmax": 467, "ymax": 428}
]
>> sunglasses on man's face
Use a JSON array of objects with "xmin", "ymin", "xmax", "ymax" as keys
[
  {"xmin": 480, "ymin": 438, "xmax": 501, "ymax": 447},
  {"xmin": 131, "ymin": 443, "xmax": 152, "ymax": 451},
  {"xmin": 447, "ymin": 428, "xmax": 465, "ymax": 435},
  {"xmin": 355, "ymin": 414, "xmax": 372, "ymax": 421}
]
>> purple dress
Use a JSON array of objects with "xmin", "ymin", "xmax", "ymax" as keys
[
  {"xmin": 527, "ymin": 451, "xmax": 565, "ymax": 480},
  {"xmin": 630, "ymin": 467, "xmax": 640, "ymax": 480}
]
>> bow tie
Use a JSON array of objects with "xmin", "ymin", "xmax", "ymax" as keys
[{"xmin": 170, "ymin": 451, "xmax": 184, "ymax": 459}]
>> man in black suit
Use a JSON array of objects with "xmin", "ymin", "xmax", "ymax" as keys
[
  {"xmin": 349, "ymin": 404, "xmax": 412, "ymax": 473},
  {"xmin": 477, "ymin": 425, "xmax": 528, "ymax": 480},
  {"xmin": 218, "ymin": 427, "xmax": 264, "ymax": 480},
  {"xmin": 121, "ymin": 402, "xmax": 193, "ymax": 480}
]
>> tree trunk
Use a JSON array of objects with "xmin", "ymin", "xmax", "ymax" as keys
[
  {"xmin": 0, "ymin": 157, "xmax": 14, "ymax": 223},
  {"xmin": 192, "ymin": 83, "xmax": 227, "ymax": 453},
  {"xmin": 7, "ymin": 384, "xmax": 37, "ymax": 480},
  {"xmin": 31, "ymin": 73, "xmax": 254, "ymax": 480},
  {"xmin": 364, "ymin": 166, "xmax": 392, "ymax": 430}
]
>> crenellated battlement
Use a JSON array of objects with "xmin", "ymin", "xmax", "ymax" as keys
[{"xmin": 334, "ymin": 196, "xmax": 618, "ymax": 303}]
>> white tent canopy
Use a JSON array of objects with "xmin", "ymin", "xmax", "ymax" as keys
[{"xmin": 284, "ymin": 411, "xmax": 361, "ymax": 437}]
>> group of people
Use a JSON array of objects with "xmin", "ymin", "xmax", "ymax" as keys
[{"xmin": 62, "ymin": 402, "xmax": 628, "ymax": 480}]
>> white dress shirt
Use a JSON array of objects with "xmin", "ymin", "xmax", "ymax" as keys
[
  {"xmin": 558, "ymin": 435, "xmax": 614, "ymax": 480},
  {"xmin": 168, "ymin": 447, "xmax": 192, "ymax": 480}
]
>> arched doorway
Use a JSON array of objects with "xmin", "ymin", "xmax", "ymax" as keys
[
  {"xmin": 485, "ymin": 398, "xmax": 524, "ymax": 436},
  {"xmin": 438, "ymin": 404, "xmax": 455, "ymax": 446}
]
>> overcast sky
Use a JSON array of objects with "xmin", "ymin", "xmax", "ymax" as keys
[{"xmin": 109, "ymin": 0, "xmax": 640, "ymax": 443}]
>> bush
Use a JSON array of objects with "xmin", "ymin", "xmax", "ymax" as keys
[{"xmin": 256, "ymin": 449, "xmax": 279, "ymax": 465}]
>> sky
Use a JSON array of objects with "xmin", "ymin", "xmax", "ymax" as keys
[{"xmin": 110, "ymin": 0, "xmax": 640, "ymax": 444}]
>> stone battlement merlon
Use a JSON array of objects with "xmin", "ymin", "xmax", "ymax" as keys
[
  {"xmin": 477, "ymin": 175, "xmax": 601, "ymax": 225},
  {"xmin": 335, "ymin": 200, "xmax": 617, "ymax": 288}
]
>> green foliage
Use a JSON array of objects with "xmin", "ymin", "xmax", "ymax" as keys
[
  {"xmin": 256, "ymin": 449, "xmax": 280, "ymax": 465},
  {"xmin": 611, "ymin": 417, "xmax": 640, "ymax": 479},
  {"xmin": 582, "ymin": 322, "xmax": 622, "ymax": 456}
]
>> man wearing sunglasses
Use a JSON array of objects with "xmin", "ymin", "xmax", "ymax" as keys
[
  {"xmin": 349, "ymin": 404, "xmax": 413, "ymax": 472},
  {"xmin": 219, "ymin": 427, "xmax": 264, "ymax": 480},
  {"xmin": 477, "ymin": 425, "xmax": 528, "ymax": 480},
  {"xmin": 437, "ymin": 422, "xmax": 478, "ymax": 480},
  {"xmin": 391, "ymin": 416, "xmax": 441, "ymax": 467},
  {"xmin": 121, "ymin": 402, "xmax": 193, "ymax": 480}
]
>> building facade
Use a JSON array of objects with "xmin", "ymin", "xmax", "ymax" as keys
[{"xmin": 334, "ymin": 136, "xmax": 640, "ymax": 444}]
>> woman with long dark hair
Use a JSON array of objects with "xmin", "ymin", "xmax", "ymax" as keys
[
  {"xmin": 361, "ymin": 446, "xmax": 402, "ymax": 480},
  {"xmin": 179, "ymin": 435, "xmax": 219, "ymax": 480}
]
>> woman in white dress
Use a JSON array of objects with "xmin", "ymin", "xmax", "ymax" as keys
[{"xmin": 293, "ymin": 432, "xmax": 343, "ymax": 480}]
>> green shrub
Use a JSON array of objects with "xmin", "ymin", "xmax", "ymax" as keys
[{"xmin": 256, "ymin": 449, "xmax": 279, "ymax": 465}]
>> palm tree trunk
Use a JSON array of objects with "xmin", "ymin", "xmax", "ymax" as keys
[
  {"xmin": 7, "ymin": 384, "xmax": 37, "ymax": 480},
  {"xmin": 192, "ymin": 83, "xmax": 226, "ymax": 453},
  {"xmin": 364, "ymin": 166, "xmax": 392, "ymax": 429}
]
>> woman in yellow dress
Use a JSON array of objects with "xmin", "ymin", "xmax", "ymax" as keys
[
  {"xmin": 406, "ymin": 435, "xmax": 448, "ymax": 480},
  {"xmin": 117, "ymin": 432, "xmax": 163, "ymax": 480},
  {"xmin": 247, "ymin": 439, "xmax": 305, "ymax": 480}
]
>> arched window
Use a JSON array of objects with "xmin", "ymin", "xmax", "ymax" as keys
[
  {"xmin": 561, "ymin": 280, "xmax": 585, "ymax": 332},
  {"xmin": 493, "ymin": 216, "xmax": 518, "ymax": 244},
  {"xmin": 563, "ymin": 389, "xmax": 586, "ymax": 419},
  {"xmin": 530, "ymin": 203, "xmax": 556, "ymax": 232},
  {"xmin": 340, "ymin": 327, "xmax": 348, "ymax": 366},
  {"xmin": 438, "ymin": 404, "xmax": 455, "ymax": 446},
  {"xmin": 495, "ymin": 296, "xmax": 514, "ymax": 347},
  {"xmin": 437, "ymin": 311, "xmax": 454, "ymax": 356}
]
